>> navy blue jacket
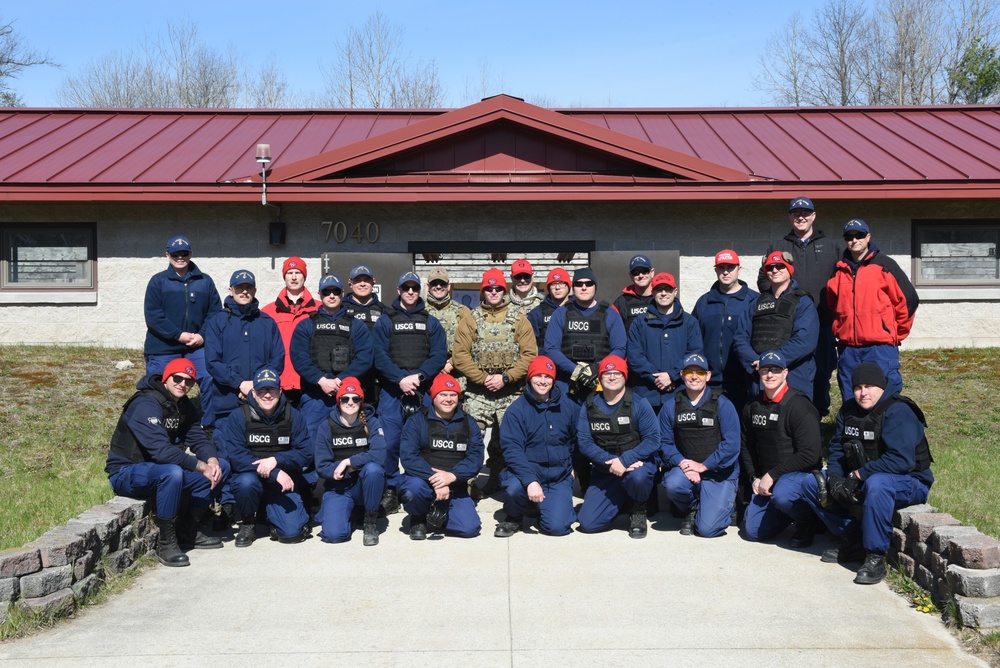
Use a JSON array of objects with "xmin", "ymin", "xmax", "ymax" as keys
[
  {"xmin": 290, "ymin": 305, "xmax": 375, "ymax": 393},
  {"xmin": 500, "ymin": 385, "xmax": 577, "ymax": 487},
  {"xmin": 105, "ymin": 374, "xmax": 217, "ymax": 476},
  {"xmin": 526, "ymin": 295, "xmax": 564, "ymax": 349},
  {"xmin": 213, "ymin": 393, "xmax": 311, "ymax": 480},
  {"xmin": 576, "ymin": 391, "xmax": 660, "ymax": 468},
  {"xmin": 659, "ymin": 389, "xmax": 740, "ymax": 481},
  {"xmin": 372, "ymin": 297, "xmax": 448, "ymax": 395},
  {"xmin": 626, "ymin": 300, "xmax": 703, "ymax": 408},
  {"xmin": 543, "ymin": 299, "xmax": 627, "ymax": 379},
  {"xmin": 143, "ymin": 262, "xmax": 222, "ymax": 355},
  {"xmin": 314, "ymin": 405, "xmax": 388, "ymax": 479},
  {"xmin": 692, "ymin": 280, "xmax": 758, "ymax": 385},
  {"xmin": 203, "ymin": 297, "xmax": 285, "ymax": 422},
  {"xmin": 399, "ymin": 407, "xmax": 484, "ymax": 483},
  {"xmin": 759, "ymin": 229, "xmax": 843, "ymax": 322}
]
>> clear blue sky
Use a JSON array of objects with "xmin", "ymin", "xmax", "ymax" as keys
[{"xmin": 8, "ymin": 0, "xmax": 831, "ymax": 108}]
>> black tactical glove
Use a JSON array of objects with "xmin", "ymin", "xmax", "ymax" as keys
[{"xmin": 828, "ymin": 474, "xmax": 860, "ymax": 507}]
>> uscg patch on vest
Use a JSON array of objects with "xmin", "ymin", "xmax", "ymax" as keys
[
  {"xmin": 279, "ymin": 436, "xmax": 290, "ymax": 445},
  {"xmin": 590, "ymin": 421, "xmax": 612, "ymax": 431},
  {"xmin": 567, "ymin": 321, "xmax": 593, "ymax": 331},
  {"xmin": 757, "ymin": 301, "xmax": 777, "ymax": 312},
  {"xmin": 164, "ymin": 417, "xmax": 180, "ymax": 429},
  {"xmin": 617, "ymin": 416, "xmax": 631, "ymax": 425},
  {"xmin": 701, "ymin": 418, "xmax": 715, "ymax": 427},
  {"xmin": 677, "ymin": 411, "xmax": 697, "ymax": 423},
  {"xmin": 863, "ymin": 430, "xmax": 875, "ymax": 440}
]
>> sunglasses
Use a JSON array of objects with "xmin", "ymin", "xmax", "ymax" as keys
[
  {"xmin": 759, "ymin": 366, "xmax": 784, "ymax": 376},
  {"xmin": 764, "ymin": 264, "xmax": 786, "ymax": 273},
  {"xmin": 483, "ymin": 286, "xmax": 505, "ymax": 293},
  {"xmin": 790, "ymin": 210, "xmax": 813, "ymax": 218},
  {"xmin": 428, "ymin": 280, "xmax": 448, "ymax": 288},
  {"xmin": 169, "ymin": 251, "xmax": 191, "ymax": 259},
  {"xmin": 844, "ymin": 232, "xmax": 867, "ymax": 241},
  {"xmin": 255, "ymin": 386, "xmax": 279, "ymax": 397},
  {"xmin": 630, "ymin": 268, "xmax": 651, "ymax": 277},
  {"xmin": 682, "ymin": 369, "xmax": 708, "ymax": 377},
  {"xmin": 321, "ymin": 288, "xmax": 342, "ymax": 297},
  {"xmin": 573, "ymin": 280, "xmax": 596, "ymax": 288},
  {"xmin": 169, "ymin": 374, "xmax": 195, "ymax": 387},
  {"xmin": 400, "ymin": 285, "xmax": 420, "ymax": 293},
  {"xmin": 339, "ymin": 395, "xmax": 362, "ymax": 405},
  {"xmin": 512, "ymin": 273, "xmax": 532, "ymax": 281}
]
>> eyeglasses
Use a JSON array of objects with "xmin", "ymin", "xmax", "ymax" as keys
[
  {"xmin": 169, "ymin": 374, "xmax": 195, "ymax": 387},
  {"xmin": 428, "ymin": 280, "xmax": 448, "ymax": 288},
  {"xmin": 483, "ymin": 286, "xmax": 505, "ymax": 293},
  {"xmin": 255, "ymin": 386, "xmax": 279, "ymax": 397},
  {"xmin": 321, "ymin": 288, "xmax": 342, "ymax": 297},
  {"xmin": 682, "ymin": 369, "xmax": 708, "ymax": 378},
  {"xmin": 232, "ymin": 284, "xmax": 254, "ymax": 293},
  {"xmin": 844, "ymin": 233, "xmax": 867, "ymax": 241},
  {"xmin": 630, "ymin": 268, "xmax": 651, "ymax": 277},
  {"xmin": 790, "ymin": 210, "xmax": 814, "ymax": 218},
  {"xmin": 759, "ymin": 366, "xmax": 784, "ymax": 376},
  {"xmin": 601, "ymin": 371, "xmax": 624, "ymax": 379},
  {"xmin": 573, "ymin": 281, "xmax": 595, "ymax": 288},
  {"xmin": 169, "ymin": 251, "xmax": 191, "ymax": 259},
  {"xmin": 339, "ymin": 395, "xmax": 362, "ymax": 405},
  {"xmin": 400, "ymin": 284, "xmax": 420, "ymax": 293},
  {"xmin": 764, "ymin": 264, "xmax": 786, "ymax": 273},
  {"xmin": 512, "ymin": 274, "xmax": 532, "ymax": 281}
]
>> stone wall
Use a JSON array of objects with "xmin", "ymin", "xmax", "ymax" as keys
[
  {"xmin": 893, "ymin": 504, "xmax": 1000, "ymax": 630},
  {"xmin": 0, "ymin": 497, "xmax": 154, "ymax": 625}
]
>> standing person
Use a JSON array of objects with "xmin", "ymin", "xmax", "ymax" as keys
[
  {"xmin": 692, "ymin": 249, "xmax": 758, "ymax": 414},
  {"xmin": 106, "ymin": 359, "xmax": 226, "ymax": 567},
  {"xmin": 576, "ymin": 356, "xmax": 660, "ymax": 539},
  {"xmin": 507, "ymin": 258, "xmax": 544, "ymax": 318},
  {"xmin": 398, "ymin": 374, "xmax": 485, "ymax": 539},
  {"xmin": 372, "ymin": 272, "xmax": 448, "ymax": 513},
  {"xmin": 527, "ymin": 267, "xmax": 571, "ymax": 351},
  {"xmin": 495, "ymin": 356, "xmax": 577, "ymax": 537},
  {"xmin": 759, "ymin": 198, "xmax": 843, "ymax": 416},
  {"xmin": 212, "ymin": 367, "xmax": 311, "ymax": 548},
  {"xmin": 612, "ymin": 254, "xmax": 655, "ymax": 334},
  {"xmin": 740, "ymin": 351, "xmax": 823, "ymax": 546},
  {"xmin": 626, "ymin": 271, "xmax": 703, "ymax": 412},
  {"xmin": 800, "ymin": 363, "xmax": 933, "ymax": 584},
  {"xmin": 658, "ymin": 354, "xmax": 740, "ymax": 538},
  {"xmin": 260, "ymin": 257, "xmax": 318, "ymax": 405},
  {"xmin": 314, "ymin": 377, "xmax": 387, "ymax": 546},
  {"xmin": 143, "ymin": 235, "xmax": 222, "ymax": 415},
  {"xmin": 733, "ymin": 251, "xmax": 819, "ymax": 401},
  {"xmin": 343, "ymin": 263, "xmax": 384, "ymax": 404},
  {"xmin": 423, "ymin": 267, "xmax": 472, "ymax": 382},
  {"xmin": 827, "ymin": 219, "xmax": 919, "ymax": 401},
  {"xmin": 202, "ymin": 270, "xmax": 285, "ymax": 430},
  {"xmin": 452, "ymin": 268, "xmax": 537, "ymax": 497},
  {"xmin": 290, "ymin": 274, "xmax": 374, "ymax": 439}
]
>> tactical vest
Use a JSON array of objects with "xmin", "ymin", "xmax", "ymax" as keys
[
  {"xmin": 842, "ymin": 395, "xmax": 933, "ymax": 472},
  {"xmin": 674, "ymin": 389, "xmax": 723, "ymax": 463},
  {"xmin": 471, "ymin": 308, "xmax": 521, "ymax": 374},
  {"xmin": 309, "ymin": 312, "xmax": 355, "ymax": 374},
  {"xmin": 109, "ymin": 384, "xmax": 191, "ymax": 463},
  {"xmin": 586, "ymin": 389, "xmax": 641, "ymax": 456},
  {"xmin": 534, "ymin": 301, "xmax": 557, "ymax": 350},
  {"xmin": 344, "ymin": 300, "xmax": 383, "ymax": 332},
  {"xmin": 422, "ymin": 412, "xmax": 471, "ymax": 471},
  {"xmin": 750, "ymin": 289, "xmax": 805, "ymax": 353},
  {"xmin": 386, "ymin": 306, "xmax": 431, "ymax": 370},
  {"xmin": 745, "ymin": 388, "xmax": 806, "ymax": 475},
  {"xmin": 326, "ymin": 415, "xmax": 371, "ymax": 460},
  {"xmin": 242, "ymin": 402, "xmax": 293, "ymax": 458},
  {"xmin": 561, "ymin": 302, "xmax": 611, "ymax": 364},
  {"xmin": 617, "ymin": 292, "xmax": 652, "ymax": 332},
  {"xmin": 429, "ymin": 301, "xmax": 463, "ymax": 353}
]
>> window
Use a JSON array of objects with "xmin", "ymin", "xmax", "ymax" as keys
[
  {"xmin": 2, "ymin": 224, "xmax": 96, "ymax": 291},
  {"xmin": 913, "ymin": 221, "xmax": 999, "ymax": 286}
]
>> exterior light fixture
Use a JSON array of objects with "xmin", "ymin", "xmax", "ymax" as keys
[{"xmin": 256, "ymin": 143, "xmax": 271, "ymax": 206}]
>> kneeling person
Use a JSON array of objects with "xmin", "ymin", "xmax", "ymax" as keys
[
  {"xmin": 106, "ymin": 359, "xmax": 226, "ymax": 567},
  {"xmin": 314, "ymin": 378, "xmax": 387, "ymax": 546},
  {"xmin": 398, "ymin": 374, "xmax": 485, "ymax": 539},
  {"xmin": 659, "ymin": 354, "xmax": 740, "ymax": 537},
  {"xmin": 213, "ymin": 367, "xmax": 312, "ymax": 547},
  {"xmin": 576, "ymin": 355, "xmax": 660, "ymax": 539},
  {"xmin": 496, "ymin": 356, "xmax": 577, "ymax": 537}
]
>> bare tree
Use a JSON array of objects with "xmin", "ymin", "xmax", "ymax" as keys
[
  {"xmin": 0, "ymin": 16, "xmax": 56, "ymax": 106},
  {"xmin": 246, "ymin": 55, "xmax": 289, "ymax": 108},
  {"xmin": 461, "ymin": 59, "xmax": 507, "ymax": 105},
  {"xmin": 805, "ymin": 0, "xmax": 868, "ymax": 105},
  {"xmin": 753, "ymin": 12, "xmax": 811, "ymax": 106},
  {"xmin": 944, "ymin": 0, "xmax": 1000, "ymax": 101}
]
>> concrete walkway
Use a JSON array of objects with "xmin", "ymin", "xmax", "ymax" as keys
[{"xmin": 0, "ymin": 496, "xmax": 986, "ymax": 667}]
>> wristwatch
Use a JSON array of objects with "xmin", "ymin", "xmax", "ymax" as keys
[{"xmin": 502, "ymin": 373, "xmax": 511, "ymax": 385}]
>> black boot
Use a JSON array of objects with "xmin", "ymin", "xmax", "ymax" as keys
[
  {"xmin": 789, "ymin": 519, "xmax": 816, "ymax": 548},
  {"xmin": 178, "ymin": 507, "xmax": 223, "ymax": 550},
  {"xmin": 854, "ymin": 551, "xmax": 887, "ymax": 585},
  {"xmin": 629, "ymin": 501, "xmax": 648, "ymax": 539},
  {"xmin": 362, "ymin": 511, "xmax": 379, "ymax": 547},
  {"xmin": 680, "ymin": 509, "xmax": 696, "ymax": 536},
  {"xmin": 235, "ymin": 516, "xmax": 256, "ymax": 548},
  {"xmin": 821, "ymin": 531, "xmax": 865, "ymax": 564},
  {"xmin": 154, "ymin": 517, "xmax": 190, "ymax": 567},
  {"xmin": 494, "ymin": 516, "xmax": 523, "ymax": 538},
  {"xmin": 409, "ymin": 515, "xmax": 427, "ymax": 541},
  {"xmin": 379, "ymin": 487, "xmax": 400, "ymax": 516}
]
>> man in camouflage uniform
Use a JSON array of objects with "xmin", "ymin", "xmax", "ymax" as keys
[
  {"xmin": 424, "ymin": 267, "xmax": 472, "ymax": 390},
  {"xmin": 453, "ymin": 268, "xmax": 537, "ymax": 497},
  {"xmin": 508, "ymin": 258, "xmax": 544, "ymax": 318}
]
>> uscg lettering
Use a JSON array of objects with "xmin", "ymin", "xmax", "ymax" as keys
[
  {"xmin": 844, "ymin": 425, "xmax": 860, "ymax": 437},
  {"xmin": 332, "ymin": 436, "xmax": 367, "ymax": 447},
  {"xmin": 756, "ymin": 301, "xmax": 777, "ymax": 313},
  {"xmin": 431, "ymin": 438, "xmax": 467, "ymax": 451},
  {"xmin": 590, "ymin": 421, "xmax": 612, "ymax": 431},
  {"xmin": 164, "ymin": 417, "xmax": 180, "ymax": 430},
  {"xmin": 677, "ymin": 411, "xmax": 697, "ymax": 423},
  {"xmin": 566, "ymin": 321, "xmax": 593, "ymax": 332},
  {"xmin": 248, "ymin": 434, "xmax": 272, "ymax": 444}
]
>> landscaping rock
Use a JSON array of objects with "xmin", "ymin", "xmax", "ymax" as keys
[
  {"xmin": 907, "ymin": 513, "xmax": 961, "ymax": 543},
  {"xmin": 927, "ymin": 525, "xmax": 980, "ymax": 555},
  {"xmin": 74, "ymin": 550, "xmax": 98, "ymax": 582},
  {"xmin": 948, "ymin": 534, "xmax": 1000, "ymax": 570},
  {"xmin": 954, "ymin": 594, "xmax": 1000, "ymax": 630},
  {"xmin": 894, "ymin": 552, "xmax": 916, "ymax": 578},
  {"xmin": 0, "ymin": 577, "xmax": 19, "ymax": 604},
  {"xmin": 0, "ymin": 548, "xmax": 41, "ymax": 578},
  {"xmin": 947, "ymin": 565, "xmax": 1000, "ymax": 598},
  {"xmin": 29, "ymin": 529, "xmax": 86, "ymax": 568},
  {"xmin": 17, "ymin": 587, "xmax": 74, "ymax": 618},
  {"xmin": 72, "ymin": 573, "xmax": 98, "ymax": 602},
  {"xmin": 104, "ymin": 548, "xmax": 133, "ymax": 576},
  {"xmin": 915, "ymin": 563, "xmax": 935, "ymax": 592},
  {"xmin": 19, "ymin": 564, "xmax": 73, "ymax": 599},
  {"xmin": 890, "ymin": 528, "xmax": 908, "ymax": 555},
  {"xmin": 893, "ymin": 504, "xmax": 939, "ymax": 531}
]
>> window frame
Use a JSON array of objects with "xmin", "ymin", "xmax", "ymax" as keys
[
  {"xmin": 911, "ymin": 219, "xmax": 1000, "ymax": 288},
  {"xmin": 1, "ymin": 223, "xmax": 98, "ymax": 295}
]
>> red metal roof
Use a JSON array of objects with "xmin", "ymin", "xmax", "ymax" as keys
[{"xmin": 2, "ymin": 95, "xmax": 1000, "ymax": 202}]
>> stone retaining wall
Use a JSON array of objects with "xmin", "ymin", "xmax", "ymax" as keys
[
  {"xmin": 0, "ymin": 497, "xmax": 154, "ymax": 625},
  {"xmin": 892, "ymin": 504, "xmax": 1000, "ymax": 630}
]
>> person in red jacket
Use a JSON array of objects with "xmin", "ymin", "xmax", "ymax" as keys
[
  {"xmin": 261, "ymin": 257, "xmax": 319, "ymax": 405},
  {"xmin": 826, "ymin": 219, "xmax": 919, "ymax": 401}
]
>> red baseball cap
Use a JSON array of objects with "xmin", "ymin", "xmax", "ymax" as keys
[
  {"xmin": 510, "ymin": 259, "xmax": 533, "ymax": 278},
  {"xmin": 714, "ymin": 249, "xmax": 740, "ymax": 266},
  {"xmin": 651, "ymin": 272, "xmax": 676, "ymax": 290}
]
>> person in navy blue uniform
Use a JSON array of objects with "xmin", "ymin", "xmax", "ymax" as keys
[
  {"xmin": 342, "ymin": 264, "xmax": 384, "ymax": 405},
  {"xmin": 495, "ymin": 356, "xmax": 577, "ymax": 537},
  {"xmin": 398, "ymin": 374, "xmax": 484, "ymax": 539},
  {"xmin": 372, "ymin": 271, "xmax": 448, "ymax": 514},
  {"xmin": 143, "ymin": 235, "xmax": 222, "ymax": 416},
  {"xmin": 626, "ymin": 271, "xmax": 703, "ymax": 412},
  {"xmin": 314, "ymin": 377, "xmax": 387, "ymax": 546},
  {"xmin": 659, "ymin": 353, "xmax": 740, "ymax": 538},
  {"xmin": 739, "ymin": 351, "xmax": 823, "ymax": 545},
  {"xmin": 576, "ymin": 355, "xmax": 660, "ymax": 539},
  {"xmin": 526, "ymin": 267, "xmax": 571, "ymax": 351},
  {"xmin": 799, "ymin": 363, "xmax": 933, "ymax": 584},
  {"xmin": 611, "ymin": 254, "xmax": 656, "ymax": 335},
  {"xmin": 212, "ymin": 367, "xmax": 311, "ymax": 548},
  {"xmin": 106, "ymin": 358, "xmax": 226, "ymax": 567},
  {"xmin": 692, "ymin": 249, "xmax": 758, "ymax": 415},
  {"xmin": 290, "ymin": 274, "xmax": 374, "ymax": 440}
]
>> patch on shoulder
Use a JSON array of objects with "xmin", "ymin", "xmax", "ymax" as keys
[{"xmin": 147, "ymin": 416, "xmax": 161, "ymax": 426}]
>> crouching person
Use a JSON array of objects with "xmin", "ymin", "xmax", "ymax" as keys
[
  {"xmin": 212, "ymin": 367, "xmax": 311, "ymax": 547},
  {"xmin": 803, "ymin": 363, "xmax": 933, "ymax": 584},
  {"xmin": 314, "ymin": 378, "xmax": 386, "ymax": 546},
  {"xmin": 398, "ymin": 374, "xmax": 484, "ymax": 539},
  {"xmin": 106, "ymin": 358, "xmax": 227, "ymax": 567},
  {"xmin": 495, "ymin": 356, "xmax": 577, "ymax": 537},
  {"xmin": 659, "ymin": 354, "xmax": 740, "ymax": 537}
]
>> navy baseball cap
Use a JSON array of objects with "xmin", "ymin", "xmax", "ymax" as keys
[
  {"xmin": 843, "ymin": 218, "xmax": 871, "ymax": 235},
  {"xmin": 789, "ymin": 197, "xmax": 815, "ymax": 212},
  {"xmin": 253, "ymin": 367, "xmax": 281, "ymax": 391},
  {"xmin": 398, "ymin": 271, "xmax": 421, "ymax": 287},
  {"xmin": 629, "ymin": 254, "xmax": 652, "ymax": 271},
  {"xmin": 350, "ymin": 264, "xmax": 374, "ymax": 280},
  {"xmin": 166, "ymin": 235, "xmax": 192, "ymax": 252},
  {"xmin": 319, "ymin": 274, "xmax": 344, "ymax": 292},
  {"xmin": 229, "ymin": 269, "xmax": 256, "ymax": 287},
  {"xmin": 682, "ymin": 353, "xmax": 709, "ymax": 371},
  {"xmin": 757, "ymin": 350, "xmax": 788, "ymax": 369}
]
